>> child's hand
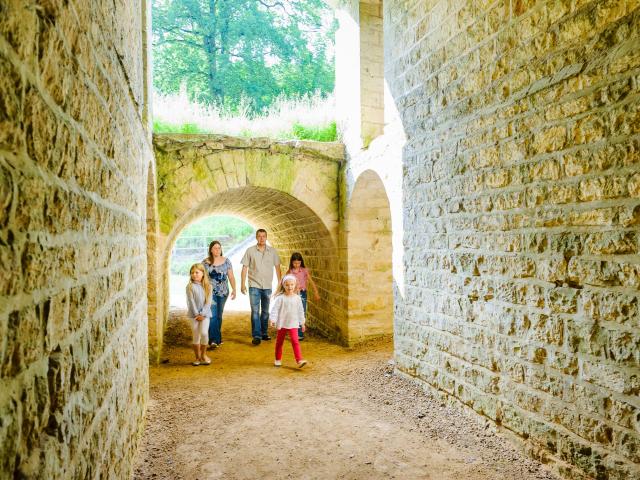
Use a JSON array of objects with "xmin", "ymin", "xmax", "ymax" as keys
[
  {"xmin": 195, "ymin": 315, "xmax": 204, "ymax": 322},
  {"xmin": 314, "ymin": 293, "xmax": 320, "ymax": 301},
  {"xmin": 301, "ymin": 325, "xmax": 306, "ymax": 332}
]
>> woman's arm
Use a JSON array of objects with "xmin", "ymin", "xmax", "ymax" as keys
[{"xmin": 227, "ymin": 258, "xmax": 237, "ymax": 300}]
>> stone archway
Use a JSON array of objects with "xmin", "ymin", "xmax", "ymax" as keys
[
  {"xmin": 346, "ymin": 169, "xmax": 393, "ymax": 344},
  {"xmin": 150, "ymin": 134, "xmax": 348, "ymax": 358}
]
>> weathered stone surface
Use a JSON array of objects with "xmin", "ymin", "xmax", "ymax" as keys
[
  {"xmin": 0, "ymin": 1, "xmax": 152, "ymax": 478},
  {"xmin": 3, "ymin": 1, "xmax": 640, "ymax": 479},
  {"xmin": 152, "ymin": 134, "xmax": 348, "ymax": 349},
  {"xmin": 362, "ymin": 0, "xmax": 640, "ymax": 479}
]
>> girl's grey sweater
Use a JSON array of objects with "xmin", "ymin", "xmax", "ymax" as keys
[{"xmin": 186, "ymin": 282, "xmax": 212, "ymax": 319}]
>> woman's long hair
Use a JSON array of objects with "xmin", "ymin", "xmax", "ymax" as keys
[
  {"xmin": 188, "ymin": 263, "xmax": 212, "ymax": 299},
  {"xmin": 206, "ymin": 240, "xmax": 223, "ymax": 264},
  {"xmin": 288, "ymin": 252, "xmax": 305, "ymax": 270}
]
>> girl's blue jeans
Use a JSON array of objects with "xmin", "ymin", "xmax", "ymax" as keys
[
  {"xmin": 208, "ymin": 294, "xmax": 228, "ymax": 345},
  {"xmin": 298, "ymin": 290, "xmax": 307, "ymax": 339}
]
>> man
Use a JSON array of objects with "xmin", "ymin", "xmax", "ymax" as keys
[{"xmin": 241, "ymin": 229, "xmax": 282, "ymax": 345}]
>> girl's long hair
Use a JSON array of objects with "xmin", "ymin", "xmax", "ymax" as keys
[
  {"xmin": 188, "ymin": 263, "xmax": 212, "ymax": 299},
  {"xmin": 273, "ymin": 275, "xmax": 297, "ymax": 298},
  {"xmin": 288, "ymin": 252, "xmax": 305, "ymax": 270},
  {"xmin": 206, "ymin": 240, "xmax": 223, "ymax": 264}
]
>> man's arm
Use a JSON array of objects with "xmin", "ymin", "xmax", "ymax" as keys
[
  {"xmin": 241, "ymin": 265, "xmax": 248, "ymax": 294},
  {"xmin": 275, "ymin": 263, "xmax": 282, "ymax": 285},
  {"xmin": 274, "ymin": 250, "xmax": 282, "ymax": 285}
]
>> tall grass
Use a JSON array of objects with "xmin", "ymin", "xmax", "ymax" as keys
[{"xmin": 153, "ymin": 89, "xmax": 338, "ymax": 141}]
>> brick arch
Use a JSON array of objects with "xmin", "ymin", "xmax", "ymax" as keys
[
  {"xmin": 149, "ymin": 134, "xmax": 347, "ymax": 356},
  {"xmin": 346, "ymin": 169, "xmax": 393, "ymax": 344},
  {"xmin": 153, "ymin": 134, "xmax": 342, "ymax": 242},
  {"xmin": 161, "ymin": 187, "xmax": 347, "ymax": 346}
]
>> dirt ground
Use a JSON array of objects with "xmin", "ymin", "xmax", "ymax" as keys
[{"xmin": 133, "ymin": 311, "xmax": 559, "ymax": 480}]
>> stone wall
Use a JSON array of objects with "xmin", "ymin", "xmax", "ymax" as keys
[
  {"xmin": 360, "ymin": 0, "xmax": 385, "ymax": 144},
  {"xmin": 387, "ymin": 1, "xmax": 640, "ymax": 479},
  {"xmin": 346, "ymin": 170, "xmax": 394, "ymax": 343},
  {"xmin": 152, "ymin": 134, "xmax": 348, "ymax": 353},
  {"xmin": 0, "ymin": 1, "xmax": 152, "ymax": 478}
]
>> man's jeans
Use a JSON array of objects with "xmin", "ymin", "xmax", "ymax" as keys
[
  {"xmin": 208, "ymin": 294, "xmax": 228, "ymax": 345},
  {"xmin": 249, "ymin": 287, "xmax": 271, "ymax": 339}
]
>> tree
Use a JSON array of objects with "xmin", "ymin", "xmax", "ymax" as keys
[{"xmin": 152, "ymin": 0, "xmax": 335, "ymax": 114}]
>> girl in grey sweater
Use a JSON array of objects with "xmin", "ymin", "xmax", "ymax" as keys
[{"xmin": 186, "ymin": 264, "xmax": 213, "ymax": 365}]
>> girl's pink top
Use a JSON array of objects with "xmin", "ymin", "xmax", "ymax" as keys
[{"xmin": 287, "ymin": 267, "xmax": 309, "ymax": 291}]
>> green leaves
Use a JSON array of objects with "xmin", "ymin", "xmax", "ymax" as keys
[
  {"xmin": 291, "ymin": 121, "xmax": 337, "ymax": 141},
  {"xmin": 152, "ymin": 0, "xmax": 335, "ymax": 115}
]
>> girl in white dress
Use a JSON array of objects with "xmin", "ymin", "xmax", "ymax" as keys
[{"xmin": 270, "ymin": 275, "xmax": 307, "ymax": 368}]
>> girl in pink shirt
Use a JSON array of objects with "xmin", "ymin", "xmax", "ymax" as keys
[{"xmin": 286, "ymin": 252, "xmax": 320, "ymax": 340}]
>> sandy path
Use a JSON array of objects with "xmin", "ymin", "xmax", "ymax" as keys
[{"xmin": 133, "ymin": 312, "xmax": 558, "ymax": 480}]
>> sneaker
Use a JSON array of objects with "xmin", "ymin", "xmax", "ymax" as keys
[
  {"xmin": 209, "ymin": 343, "xmax": 218, "ymax": 349},
  {"xmin": 252, "ymin": 337, "xmax": 261, "ymax": 345},
  {"xmin": 192, "ymin": 361, "xmax": 200, "ymax": 366},
  {"xmin": 274, "ymin": 360, "xmax": 282, "ymax": 367},
  {"xmin": 202, "ymin": 357, "xmax": 211, "ymax": 365},
  {"xmin": 262, "ymin": 335, "xmax": 272, "ymax": 341},
  {"xmin": 299, "ymin": 336, "xmax": 305, "ymax": 341},
  {"xmin": 297, "ymin": 359, "xmax": 307, "ymax": 368}
]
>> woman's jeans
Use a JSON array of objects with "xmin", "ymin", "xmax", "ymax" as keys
[
  {"xmin": 298, "ymin": 290, "xmax": 307, "ymax": 339},
  {"xmin": 208, "ymin": 295, "xmax": 228, "ymax": 345}
]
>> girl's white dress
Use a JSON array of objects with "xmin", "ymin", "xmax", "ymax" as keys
[{"xmin": 270, "ymin": 294, "xmax": 305, "ymax": 329}]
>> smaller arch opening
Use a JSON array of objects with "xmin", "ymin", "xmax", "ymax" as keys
[
  {"xmin": 157, "ymin": 186, "xmax": 348, "ymax": 351},
  {"xmin": 169, "ymin": 215, "xmax": 255, "ymax": 312},
  {"xmin": 347, "ymin": 170, "xmax": 393, "ymax": 344}
]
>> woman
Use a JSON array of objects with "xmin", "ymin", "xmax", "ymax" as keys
[{"xmin": 202, "ymin": 240, "xmax": 236, "ymax": 348}]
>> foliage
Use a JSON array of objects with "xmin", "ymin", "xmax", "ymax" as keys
[
  {"xmin": 152, "ymin": 90, "xmax": 337, "ymax": 140},
  {"xmin": 175, "ymin": 216, "xmax": 254, "ymax": 249},
  {"xmin": 152, "ymin": 0, "xmax": 336, "ymax": 115},
  {"xmin": 170, "ymin": 216, "xmax": 254, "ymax": 275},
  {"xmin": 291, "ymin": 121, "xmax": 336, "ymax": 141},
  {"xmin": 171, "ymin": 258, "xmax": 202, "ymax": 276},
  {"xmin": 153, "ymin": 119, "xmax": 204, "ymax": 134}
]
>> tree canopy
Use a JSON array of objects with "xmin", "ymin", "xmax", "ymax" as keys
[{"xmin": 152, "ymin": 0, "xmax": 336, "ymax": 114}]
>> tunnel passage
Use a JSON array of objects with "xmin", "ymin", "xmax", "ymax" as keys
[
  {"xmin": 150, "ymin": 134, "xmax": 348, "ymax": 360},
  {"xmin": 164, "ymin": 187, "xmax": 345, "ymax": 340}
]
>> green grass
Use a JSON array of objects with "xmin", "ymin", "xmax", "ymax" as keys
[
  {"xmin": 154, "ymin": 119, "xmax": 338, "ymax": 142},
  {"xmin": 291, "ymin": 121, "xmax": 337, "ymax": 141},
  {"xmin": 153, "ymin": 120, "xmax": 204, "ymax": 134},
  {"xmin": 153, "ymin": 91, "xmax": 338, "ymax": 141}
]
